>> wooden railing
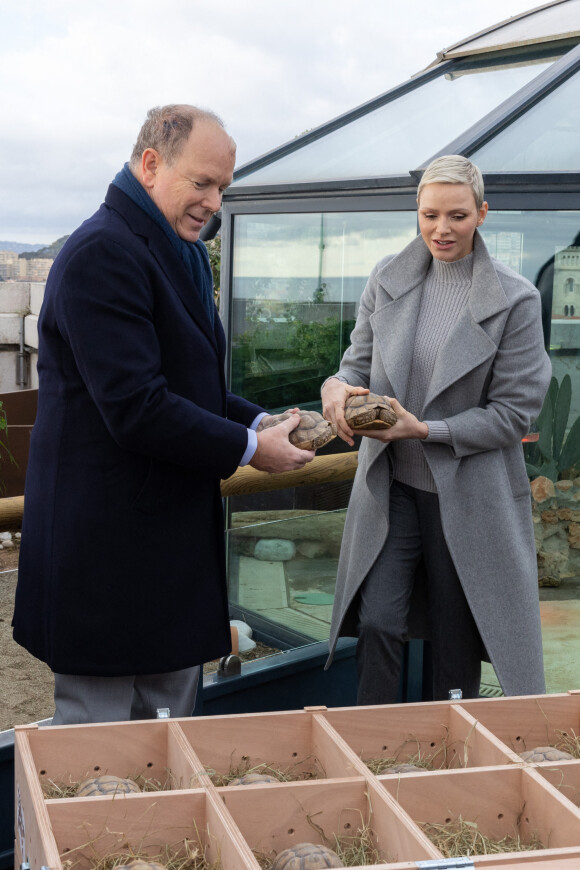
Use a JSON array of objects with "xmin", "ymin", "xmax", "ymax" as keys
[{"xmin": 0, "ymin": 452, "xmax": 359, "ymax": 526}]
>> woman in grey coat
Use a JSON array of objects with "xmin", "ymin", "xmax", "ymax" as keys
[{"xmin": 322, "ymin": 155, "xmax": 551, "ymax": 704}]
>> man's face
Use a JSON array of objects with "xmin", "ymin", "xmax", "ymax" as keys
[{"xmin": 142, "ymin": 121, "xmax": 236, "ymax": 243}]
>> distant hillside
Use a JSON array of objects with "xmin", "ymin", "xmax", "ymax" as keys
[
  {"xmin": 0, "ymin": 241, "xmax": 44, "ymax": 254},
  {"xmin": 18, "ymin": 236, "xmax": 70, "ymax": 260}
]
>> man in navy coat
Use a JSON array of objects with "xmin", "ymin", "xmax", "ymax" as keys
[{"xmin": 13, "ymin": 104, "xmax": 313, "ymax": 724}]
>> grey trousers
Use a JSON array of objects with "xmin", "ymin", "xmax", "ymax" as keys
[
  {"xmin": 356, "ymin": 479, "xmax": 482, "ymax": 705},
  {"xmin": 51, "ymin": 666, "xmax": 200, "ymax": 725}
]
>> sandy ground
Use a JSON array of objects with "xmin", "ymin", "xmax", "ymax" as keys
[{"xmin": 0, "ymin": 543, "xmax": 55, "ymax": 732}]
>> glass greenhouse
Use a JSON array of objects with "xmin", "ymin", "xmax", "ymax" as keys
[{"xmin": 216, "ymin": 0, "xmax": 580, "ymax": 698}]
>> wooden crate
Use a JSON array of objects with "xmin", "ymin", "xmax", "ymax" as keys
[
  {"xmin": 13, "ymin": 692, "xmax": 580, "ymax": 870},
  {"xmin": 177, "ymin": 708, "xmax": 363, "ymax": 784},
  {"xmin": 322, "ymin": 698, "xmax": 516, "ymax": 772}
]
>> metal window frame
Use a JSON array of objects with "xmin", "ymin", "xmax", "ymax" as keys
[{"xmin": 420, "ymin": 40, "xmax": 580, "ymax": 163}]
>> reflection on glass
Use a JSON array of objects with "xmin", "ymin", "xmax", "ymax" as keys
[
  {"xmin": 234, "ymin": 62, "xmax": 552, "ymax": 184},
  {"xmin": 227, "ymin": 510, "xmax": 346, "ymax": 644},
  {"xmin": 227, "ymin": 208, "xmax": 580, "ymax": 694},
  {"xmin": 230, "ymin": 211, "xmax": 417, "ymax": 411},
  {"xmin": 472, "ymin": 69, "xmax": 580, "ymax": 171},
  {"xmin": 483, "ymin": 209, "xmax": 580, "ymax": 695}
]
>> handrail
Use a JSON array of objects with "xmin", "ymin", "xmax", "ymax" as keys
[
  {"xmin": 0, "ymin": 452, "xmax": 359, "ymax": 525},
  {"xmin": 220, "ymin": 451, "xmax": 358, "ymax": 496}
]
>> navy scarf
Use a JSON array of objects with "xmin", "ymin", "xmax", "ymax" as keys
[{"xmin": 112, "ymin": 163, "xmax": 215, "ymax": 326}]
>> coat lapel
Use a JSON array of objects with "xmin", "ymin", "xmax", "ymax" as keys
[
  {"xmin": 423, "ymin": 232, "xmax": 510, "ymax": 412},
  {"xmin": 369, "ymin": 235, "xmax": 430, "ymax": 402},
  {"xmin": 105, "ymin": 185, "xmax": 218, "ymax": 350}
]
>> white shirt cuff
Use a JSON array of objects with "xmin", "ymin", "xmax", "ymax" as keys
[{"xmin": 239, "ymin": 412, "xmax": 269, "ymax": 466}]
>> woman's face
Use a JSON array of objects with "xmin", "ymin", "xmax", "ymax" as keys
[{"xmin": 418, "ymin": 182, "xmax": 488, "ymax": 262}]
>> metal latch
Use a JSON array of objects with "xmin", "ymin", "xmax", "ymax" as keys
[
  {"xmin": 448, "ymin": 688, "xmax": 463, "ymax": 700},
  {"xmin": 217, "ymin": 653, "xmax": 241, "ymax": 677},
  {"xmin": 416, "ymin": 859, "xmax": 475, "ymax": 868},
  {"xmin": 156, "ymin": 707, "xmax": 171, "ymax": 718}
]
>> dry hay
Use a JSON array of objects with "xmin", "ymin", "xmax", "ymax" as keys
[
  {"xmin": 420, "ymin": 815, "xmax": 544, "ymax": 857},
  {"xmin": 61, "ymin": 826, "xmax": 220, "ymax": 870},
  {"xmin": 364, "ymin": 732, "xmax": 452, "ymax": 775},
  {"xmin": 42, "ymin": 769, "xmax": 180, "ymax": 799},
  {"xmin": 555, "ymin": 728, "xmax": 580, "ymax": 759},
  {"xmin": 253, "ymin": 804, "xmax": 385, "ymax": 868},
  {"xmin": 206, "ymin": 754, "xmax": 324, "ymax": 787}
]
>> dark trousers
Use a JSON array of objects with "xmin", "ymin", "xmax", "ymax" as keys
[{"xmin": 356, "ymin": 479, "xmax": 482, "ymax": 705}]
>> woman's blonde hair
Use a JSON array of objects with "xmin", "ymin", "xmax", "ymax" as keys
[{"xmin": 417, "ymin": 155, "xmax": 485, "ymax": 209}]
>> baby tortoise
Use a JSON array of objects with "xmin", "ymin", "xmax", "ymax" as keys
[
  {"xmin": 257, "ymin": 410, "xmax": 337, "ymax": 450},
  {"xmin": 228, "ymin": 772, "xmax": 278, "ymax": 786},
  {"xmin": 272, "ymin": 842, "xmax": 343, "ymax": 869},
  {"xmin": 344, "ymin": 392, "xmax": 397, "ymax": 430},
  {"xmin": 76, "ymin": 774, "xmax": 140, "ymax": 797},
  {"xmin": 117, "ymin": 863, "xmax": 166, "ymax": 870},
  {"xmin": 519, "ymin": 746, "xmax": 574, "ymax": 763}
]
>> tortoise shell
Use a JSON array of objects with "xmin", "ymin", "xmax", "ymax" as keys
[
  {"xmin": 518, "ymin": 745, "xmax": 574, "ymax": 763},
  {"xmin": 388, "ymin": 762, "xmax": 422, "ymax": 774},
  {"xmin": 76, "ymin": 775, "xmax": 141, "ymax": 797},
  {"xmin": 258, "ymin": 410, "xmax": 337, "ymax": 450},
  {"xmin": 344, "ymin": 393, "xmax": 397, "ymax": 430},
  {"xmin": 272, "ymin": 843, "xmax": 343, "ymax": 870},
  {"xmin": 228, "ymin": 772, "xmax": 278, "ymax": 786},
  {"xmin": 116, "ymin": 862, "xmax": 166, "ymax": 870}
]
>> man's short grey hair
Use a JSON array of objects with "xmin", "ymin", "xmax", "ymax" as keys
[
  {"xmin": 417, "ymin": 155, "xmax": 485, "ymax": 210},
  {"xmin": 130, "ymin": 104, "xmax": 232, "ymax": 168}
]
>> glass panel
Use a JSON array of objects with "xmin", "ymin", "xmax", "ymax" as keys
[
  {"xmin": 472, "ymin": 69, "xmax": 580, "ymax": 170},
  {"xmin": 227, "ymin": 510, "xmax": 346, "ymax": 645},
  {"xmin": 233, "ymin": 62, "xmax": 553, "ymax": 185},
  {"xmin": 481, "ymin": 210, "xmax": 580, "ymax": 695},
  {"xmin": 230, "ymin": 211, "xmax": 417, "ymax": 411},
  {"xmin": 227, "ymin": 210, "xmax": 416, "ymax": 653}
]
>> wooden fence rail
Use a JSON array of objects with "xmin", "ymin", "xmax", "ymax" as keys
[{"xmin": 0, "ymin": 452, "xmax": 359, "ymax": 527}]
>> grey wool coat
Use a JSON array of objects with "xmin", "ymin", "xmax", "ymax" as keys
[{"xmin": 326, "ymin": 231, "xmax": 551, "ymax": 696}]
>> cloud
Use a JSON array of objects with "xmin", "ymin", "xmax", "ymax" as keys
[{"xmin": 1, "ymin": 0, "xmax": 542, "ymax": 241}]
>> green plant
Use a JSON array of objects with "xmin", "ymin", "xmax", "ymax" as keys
[
  {"xmin": 524, "ymin": 374, "xmax": 580, "ymax": 481},
  {"xmin": 290, "ymin": 315, "xmax": 355, "ymax": 372}
]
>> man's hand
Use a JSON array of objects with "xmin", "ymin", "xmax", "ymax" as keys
[
  {"xmin": 360, "ymin": 397, "xmax": 428, "ymax": 442},
  {"xmin": 250, "ymin": 413, "xmax": 315, "ymax": 472},
  {"xmin": 321, "ymin": 379, "xmax": 369, "ymax": 447}
]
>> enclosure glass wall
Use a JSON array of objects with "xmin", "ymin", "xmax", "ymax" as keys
[
  {"xmin": 229, "ymin": 211, "xmax": 417, "ymax": 411},
  {"xmin": 226, "ymin": 209, "xmax": 415, "ymax": 648},
  {"xmin": 226, "ymin": 204, "xmax": 580, "ymax": 695}
]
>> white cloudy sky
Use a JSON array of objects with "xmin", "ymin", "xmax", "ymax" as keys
[{"xmin": 1, "ymin": 0, "xmax": 542, "ymax": 243}]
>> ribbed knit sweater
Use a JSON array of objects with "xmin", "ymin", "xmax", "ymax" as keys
[{"xmin": 391, "ymin": 252, "xmax": 473, "ymax": 492}]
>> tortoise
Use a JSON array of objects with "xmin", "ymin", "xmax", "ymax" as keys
[
  {"xmin": 272, "ymin": 843, "xmax": 343, "ymax": 869},
  {"xmin": 518, "ymin": 746, "xmax": 574, "ymax": 763},
  {"xmin": 344, "ymin": 392, "xmax": 397, "ymax": 430},
  {"xmin": 257, "ymin": 410, "xmax": 337, "ymax": 450},
  {"xmin": 228, "ymin": 772, "xmax": 278, "ymax": 786},
  {"xmin": 116, "ymin": 862, "xmax": 166, "ymax": 870},
  {"xmin": 76, "ymin": 774, "xmax": 141, "ymax": 797},
  {"xmin": 388, "ymin": 762, "xmax": 423, "ymax": 774}
]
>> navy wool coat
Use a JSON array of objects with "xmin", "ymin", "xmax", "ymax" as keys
[{"xmin": 13, "ymin": 185, "xmax": 263, "ymax": 677}]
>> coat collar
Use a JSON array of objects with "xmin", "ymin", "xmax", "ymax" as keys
[
  {"xmin": 370, "ymin": 230, "xmax": 510, "ymax": 412},
  {"xmin": 104, "ymin": 185, "xmax": 218, "ymax": 349}
]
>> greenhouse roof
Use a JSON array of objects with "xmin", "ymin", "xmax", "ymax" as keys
[
  {"xmin": 230, "ymin": 0, "xmax": 580, "ymax": 192},
  {"xmin": 426, "ymin": 0, "xmax": 580, "ymax": 66}
]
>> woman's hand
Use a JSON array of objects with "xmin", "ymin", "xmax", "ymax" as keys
[
  {"xmin": 361, "ymin": 397, "xmax": 429, "ymax": 442},
  {"xmin": 321, "ymin": 379, "xmax": 369, "ymax": 447}
]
